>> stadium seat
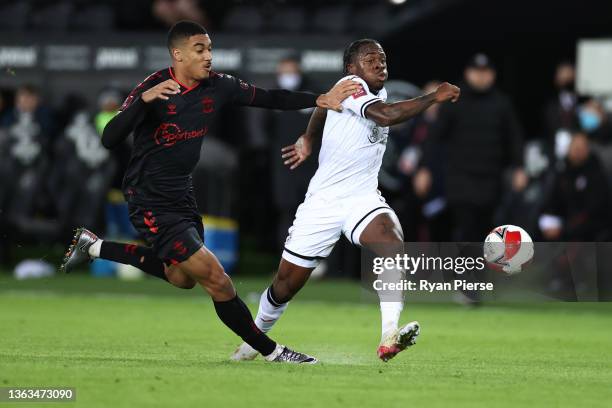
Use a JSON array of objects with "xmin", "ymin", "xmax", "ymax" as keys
[
  {"xmin": 222, "ymin": 6, "xmax": 264, "ymax": 34},
  {"xmin": 30, "ymin": 2, "xmax": 74, "ymax": 32},
  {"xmin": 311, "ymin": 5, "xmax": 350, "ymax": 34},
  {"xmin": 267, "ymin": 6, "xmax": 306, "ymax": 33},
  {"xmin": 0, "ymin": 2, "xmax": 31, "ymax": 31},
  {"xmin": 71, "ymin": 4, "xmax": 116, "ymax": 31},
  {"xmin": 349, "ymin": 4, "xmax": 389, "ymax": 35}
]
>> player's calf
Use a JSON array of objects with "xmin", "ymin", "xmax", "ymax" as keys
[
  {"xmin": 174, "ymin": 246, "xmax": 236, "ymax": 300},
  {"xmin": 271, "ymin": 258, "xmax": 314, "ymax": 302}
]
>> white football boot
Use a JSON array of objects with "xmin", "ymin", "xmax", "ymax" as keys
[
  {"xmin": 230, "ymin": 342, "xmax": 259, "ymax": 361},
  {"xmin": 377, "ymin": 321, "xmax": 420, "ymax": 362}
]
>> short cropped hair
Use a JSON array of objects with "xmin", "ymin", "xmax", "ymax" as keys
[{"xmin": 167, "ymin": 20, "xmax": 208, "ymax": 52}]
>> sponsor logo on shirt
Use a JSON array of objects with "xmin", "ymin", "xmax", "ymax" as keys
[{"xmin": 153, "ymin": 123, "xmax": 208, "ymax": 147}]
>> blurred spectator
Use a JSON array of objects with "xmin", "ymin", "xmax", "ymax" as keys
[
  {"xmin": 380, "ymin": 80, "xmax": 450, "ymax": 241},
  {"xmin": 542, "ymin": 62, "xmax": 579, "ymax": 148},
  {"xmin": 0, "ymin": 85, "xmax": 57, "ymax": 261},
  {"xmin": 539, "ymin": 131, "xmax": 611, "ymax": 241},
  {"xmin": 0, "ymin": 89, "xmax": 11, "ymax": 118},
  {"xmin": 152, "ymin": 0, "xmax": 210, "ymax": 28},
  {"xmin": 95, "ymin": 89, "xmax": 135, "ymax": 239},
  {"xmin": 378, "ymin": 80, "xmax": 423, "ymax": 241},
  {"xmin": 495, "ymin": 140, "xmax": 550, "ymax": 238},
  {"xmin": 268, "ymin": 56, "xmax": 319, "ymax": 249},
  {"xmin": 0, "ymin": 84, "xmax": 56, "ymax": 155},
  {"xmin": 0, "ymin": 85, "xmax": 56, "ymax": 219},
  {"xmin": 578, "ymin": 98, "xmax": 612, "ymax": 144},
  {"xmin": 94, "ymin": 89, "xmax": 129, "ymax": 191},
  {"xmin": 406, "ymin": 80, "xmax": 452, "ymax": 241},
  {"xmin": 417, "ymin": 54, "xmax": 526, "ymax": 241}
]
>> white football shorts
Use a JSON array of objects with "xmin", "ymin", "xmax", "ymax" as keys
[{"xmin": 282, "ymin": 191, "xmax": 396, "ymax": 268}]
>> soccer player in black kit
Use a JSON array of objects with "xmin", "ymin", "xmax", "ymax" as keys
[{"xmin": 60, "ymin": 21, "xmax": 360, "ymax": 364}]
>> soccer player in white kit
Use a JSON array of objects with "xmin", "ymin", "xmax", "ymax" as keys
[{"xmin": 233, "ymin": 39, "xmax": 460, "ymax": 362}]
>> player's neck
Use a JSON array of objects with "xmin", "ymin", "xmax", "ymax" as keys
[{"xmin": 171, "ymin": 66, "xmax": 200, "ymax": 89}]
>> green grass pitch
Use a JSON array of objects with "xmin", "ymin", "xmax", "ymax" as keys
[{"xmin": 1, "ymin": 274, "xmax": 611, "ymax": 407}]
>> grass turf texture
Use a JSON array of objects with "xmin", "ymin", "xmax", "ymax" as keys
[{"xmin": 1, "ymin": 274, "xmax": 611, "ymax": 408}]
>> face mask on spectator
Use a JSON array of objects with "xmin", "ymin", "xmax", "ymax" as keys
[
  {"xmin": 579, "ymin": 110, "xmax": 601, "ymax": 132},
  {"xmin": 277, "ymin": 73, "xmax": 301, "ymax": 91}
]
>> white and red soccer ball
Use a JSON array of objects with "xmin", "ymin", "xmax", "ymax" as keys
[{"xmin": 483, "ymin": 225, "xmax": 534, "ymax": 275}]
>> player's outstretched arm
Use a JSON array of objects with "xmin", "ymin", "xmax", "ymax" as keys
[
  {"xmin": 101, "ymin": 80, "xmax": 180, "ymax": 149},
  {"xmin": 249, "ymin": 81, "xmax": 360, "ymax": 112},
  {"xmin": 281, "ymin": 107, "xmax": 327, "ymax": 170},
  {"xmin": 365, "ymin": 82, "xmax": 460, "ymax": 127}
]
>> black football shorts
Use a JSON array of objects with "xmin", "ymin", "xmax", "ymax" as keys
[{"xmin": 128, "ymin": 197, "xmax": 204, "ymax": 265}]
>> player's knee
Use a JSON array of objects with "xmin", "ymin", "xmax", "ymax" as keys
[
  {"xmin": 387, "ymin": 230, "xmax": 404, "ymax": 243},
  {"xmin": 370, "ymin": 224, "xmax": 404, "ymax": 244}
]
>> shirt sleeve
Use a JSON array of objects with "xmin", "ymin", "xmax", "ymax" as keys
[
  {"xmin": 102, "ymin": 72, "xmax": 161, "ymax": 149},
  {"xmin": 221, "ymin": 73, "xmax": 319, "ymax": 110},
  {"xmin": 221, "ymin": 74, "xmax": 257, "ymax": 106},
  {"xmin": 119, "ymin": 71, "xmax": 162, "ymax": 112},
  {"xmin": 340, "ymin": 75, "xmax": 382, "ymax": 119}
]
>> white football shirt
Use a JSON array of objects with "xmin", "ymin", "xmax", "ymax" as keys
[{"xmin": 306, "ymin": 75, "xmax": 389, "ymax": 198}]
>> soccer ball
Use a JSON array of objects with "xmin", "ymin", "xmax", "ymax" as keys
[{"xmin": 483, "ymin": 225, "xmax": 534, "ymax": 275}]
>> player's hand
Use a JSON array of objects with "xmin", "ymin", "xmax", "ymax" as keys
[
  {"xmin": 316, "ymin": 80, "xmax": 362, "ymax": 112},
  {"xmin": 434, "ymin": 82, "xmax": 461, "ymax": 103},
  {"xmin": 141, "ymin": 79, "xmax": 181, "ymax": 103},
  {"xmin": 281, "ymin": 134, "xmax": 313, "ymax": 170}
]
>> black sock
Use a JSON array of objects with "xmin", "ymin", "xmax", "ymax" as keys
[
  {"xmin": 213, "ymin": 295, "xmax": 277, "ymax": 356},
  {"xmin": 100, "ymin": 241, "xmax": 168, "ymax": 282}
]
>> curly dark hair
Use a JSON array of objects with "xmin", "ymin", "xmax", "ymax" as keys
[{"xmin": 342, "ymin": 39, "xmax": 380, "ymax": 75}]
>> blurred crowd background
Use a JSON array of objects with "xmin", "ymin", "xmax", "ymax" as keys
[{"xmin": 1, "ymin": 0, "xmax": 612, "ymax": 292}]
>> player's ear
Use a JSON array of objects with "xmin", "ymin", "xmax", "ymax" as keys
[{"xmin": 172, "ymin": 47, "xmax": 182, "ymax": 62}]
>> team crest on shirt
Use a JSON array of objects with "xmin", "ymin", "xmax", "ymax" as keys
[
  {"xmin": 201, "ymin": 97, "xmax": 214, "ymax": 113},
  {"xmin": 368, "ymin": 126, "xmax": 388, "ymax": 144},
  {"xmin": 239, "ymin": 79, "xmax": 250, "ymax": 90},
  {"xmin": 167, "ymin": 103, "xmax": 177, "ymax": 115}
]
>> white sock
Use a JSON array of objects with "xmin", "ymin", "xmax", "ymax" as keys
[
  {"xmin": 88, "ymin": 239, "xmax": 102, "ymax": 258},
  {"xmin": 380, "ymin": 301, "xmax": 403, "ymax": 340},
  {"xmin": 254, "ymin": 287, "xmax": 289, "ymax": 333}
]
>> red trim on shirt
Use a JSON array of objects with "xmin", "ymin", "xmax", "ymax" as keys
[{"xmin": 168, "ymin": 67, "xmax": 201, "ymax": 95}]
